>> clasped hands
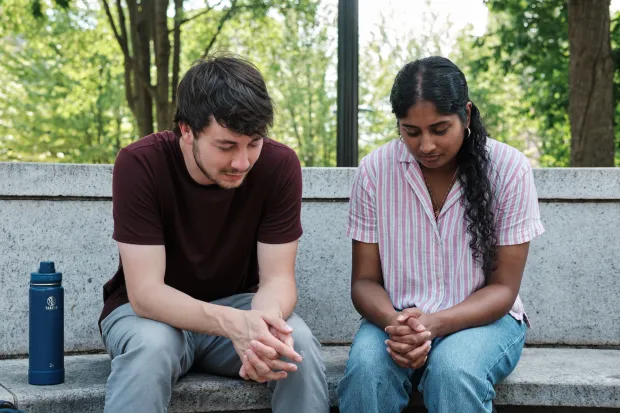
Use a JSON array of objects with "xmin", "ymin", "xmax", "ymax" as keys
[
  {"xmin": 384, "ymin": 308, "xmax": 435, "ymax": 369},
  {"xmin": 231, "ymin": 309, "xmax": 302, "ymax": 383}
]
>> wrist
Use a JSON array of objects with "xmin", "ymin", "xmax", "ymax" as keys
[
  {"xmin": 252, "ymin": 303, "xmax": 283, "ymax": 319},
  {"xmin": 251, "ymin": 292, "xmax": 285, "ymax": 319},
  {"xmin": 380, "ymin": 309, "xmax": 400, "ymax": 330},
  {"xmin": 425, "ymin": 313, "xmax": 444, "ymax": 339},
  {"xmin": 206, "ymin": 302, "xmax": 244, "ymax": 339}
]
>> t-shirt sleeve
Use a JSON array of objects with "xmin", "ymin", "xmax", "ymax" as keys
[
  {"xmin": 112, "ymin": 148, "xmax": 164, "ymax": 245},
  {"xmin": 496, "ymin": 159, "xmax": 545, "ymax": 246},
  {"xmin": 346, "ymin": 159, "xmax": 378, "ymax": 243},
  {"xmin": 257, "ymin": 150, "xmax": 303, "ymax": 244}
]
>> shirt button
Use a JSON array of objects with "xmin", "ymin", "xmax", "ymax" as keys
[{"xmin": 435, "ymin": 239, "xmax": 440, "ymax": 245}]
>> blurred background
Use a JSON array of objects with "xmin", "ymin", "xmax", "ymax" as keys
[{"xmin": 0, "ymin": 0, "xmax": 618, "ymax": 167}]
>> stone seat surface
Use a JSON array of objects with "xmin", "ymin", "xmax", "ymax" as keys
[{"xmin": 1, "ymin": 347, "xmax": 620, "ymax": 412}]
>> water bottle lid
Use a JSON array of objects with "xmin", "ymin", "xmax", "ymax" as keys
[
  {"xmin": 31, "ymin": 261, "xmax": 62, "ymax": 284},
  {"xmin": 39, "ymin": 261, "xmax": 56, "ymax": 274}
]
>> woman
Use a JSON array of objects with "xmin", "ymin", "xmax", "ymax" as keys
[{"xmin": 337, "ymin": 56, "xmax": 544, "ymax": 413}]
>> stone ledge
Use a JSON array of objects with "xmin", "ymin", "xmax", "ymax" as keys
[
  {"xmin": 0, "ymin": 384, "xmax": 14, "ymax": 406},
  {"xmin": 1, "ymin": 163, "xmax": 619, "ymax": 200},
  {"xmin": 1, "ymin": 348, "xmax": 619, "ymax": 412}
]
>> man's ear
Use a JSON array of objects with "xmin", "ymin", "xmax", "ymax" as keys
[{"xmin": 179, "ymin": 123, "xmax": 193, "ymax": 144}]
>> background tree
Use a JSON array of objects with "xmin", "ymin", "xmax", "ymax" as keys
[
  {"xmin": 0, "ymin": 1, "xmax": 132, "ymax": 163},
  {"xmin": 568, "ymin": 0, "xmax": 614, "ymax": 166},
  {"xmin": 357, "ymin": 4, "xmax": 452, "ymax": 158},
  {"xmin": 478, "ymin": 0, "xmax": 619, "ymax": 166},
  {"xmin": 2, "ymin": 0, "xmax": 619, "ymax": 167},
  {"xmin": 100, "ymin": 0, "xmax": 317, "ymax": 137}
]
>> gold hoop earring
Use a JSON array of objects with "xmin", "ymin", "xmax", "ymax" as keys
[{"xmin": 465, "ymin": 127, "xmax": 471, "ymax": 138}]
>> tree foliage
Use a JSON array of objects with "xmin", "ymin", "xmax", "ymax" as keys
[
  {"xmin": 467, "ymin": 0, "xmax": 619, "ymax": 166},
  {"xmin": 1, "ymin": 0, "xmax": 619, "ymax": 166},
  {"xmin": 0, "ymin": 1, "xmax": 132, "ymax": 163}
]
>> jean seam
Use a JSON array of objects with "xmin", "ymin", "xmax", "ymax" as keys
[{"xmin": 482, "ymin": 322, "xmax": 526, "ymax": 402}]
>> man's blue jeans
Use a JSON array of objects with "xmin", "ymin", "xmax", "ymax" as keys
[{"xmin": 337, "ymin": 314, "xmax": 527, "ymax": 413}]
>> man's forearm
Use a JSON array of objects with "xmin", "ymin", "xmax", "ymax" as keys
[
  {"xmin": 131, "ymin": 283, "xmax": 242, "ymax": 338},
  {"xmin": 252, "ymin": 277, "xmax": 297, "ymax": 319}
]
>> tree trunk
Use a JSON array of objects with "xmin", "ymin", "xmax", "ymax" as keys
[
  {"xmin": 127, "ymin": 0, "xmax": 154, "ymax": 138},
  {"xmin": 171, "ymin": 0, "xmax": 183, "ymax": 112},
  {"xmin": 102, "ymin": 0, "xmax": 292, "ymax": 140},
  {"xmin": 568, "ymin": 0, "xmax": 615, "ymax": 167},
  {"xmin": 154, "ymin": 0, "xmax": 171, "ymax": 131}
]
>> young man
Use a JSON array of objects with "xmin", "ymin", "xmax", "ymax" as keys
[{"xmin": 98, "ymin": 55, "xmax": 329, "ymax": 413}]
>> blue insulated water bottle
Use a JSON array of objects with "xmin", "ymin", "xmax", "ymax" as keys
[{"xmin": 28, "ymin": 261, "xmax": 64, "ymax": 385}]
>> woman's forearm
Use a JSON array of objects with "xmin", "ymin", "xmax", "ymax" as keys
[
  {"xmin": 430, "ymin": 283, "xmax": 516, "ymax": 338},
  {"xmin": 351, "ymin": 279, "xmax": 398, "ymax": 329}
]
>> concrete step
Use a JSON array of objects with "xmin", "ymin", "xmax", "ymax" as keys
[{"xmin": 1, "ymin": 347, "xmax": 619, "ymax": 412}]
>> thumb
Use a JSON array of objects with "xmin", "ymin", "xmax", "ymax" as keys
[
  {"xmin": 405, "ymin": 316, "xmax": 426, "ymax": 333},
  {"xmin": 397, "ymin": 308, "xmax": 425, "ymax": 332},
  {"xmin": 262, "ymin": 315, "xmax": 294, "ymax": 334},
  {"xmin": 401, "ymin": 307, "xmax": 423, "ymax": 318}
]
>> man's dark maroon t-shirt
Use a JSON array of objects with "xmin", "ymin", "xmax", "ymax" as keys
[{"xmin": 98, "ymin": 131, "xmax": 303, "ymax": 327}]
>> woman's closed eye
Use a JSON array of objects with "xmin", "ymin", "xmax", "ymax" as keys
[{"xmin": 404, "ymin": 128, "xmax": 449, "ymax": 137}]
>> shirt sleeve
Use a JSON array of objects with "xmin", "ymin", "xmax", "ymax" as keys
[
  {"xmin": 346, "ymin": 159, "xmax": 378, "ymax": 243},
  {"xmin": 257, "ymin": 150, "xmax": 303, "ymax": 244},
  {"xmin": 496, "ymin": 160, "xmax": 545, "ymax": 246},
  {"xmin": 112, "ymin": 148, "xmax": 164, "ymax": 245}
]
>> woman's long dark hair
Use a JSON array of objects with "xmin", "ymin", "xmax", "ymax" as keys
[{"xmin": 389, "ymin": 56, "xmax": 497, "ymax": 276}]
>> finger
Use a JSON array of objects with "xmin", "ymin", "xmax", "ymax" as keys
[
  {"xmin": 411, "ymin": 355, "xmax": 429, "ymax": 370},
  {"xmin": 403, "ymin": 316, "xmax": 426, "ymax": 333},
  {"xmin": 405, "ymin": 341, "xmax": 432, "ymax": 363},
  {"xmin": 401, "ymin": 307, "xmax": 423, "ymax": 317},
  {"xmin": 386, "ymin": 347, "xmax": 412, "ymax": 367},
  {"xmin": 262, "ymin": 315, "xmax": 294, "ymax": 335},
  {"xmin": 385, "ymin": 324, "xmax": 415, "ymax": 336},
  {"xmin": 385, "ymin": 339, "xmax": 415, "ymax": 355},
  {"xmin": 390, "ymin": 331, "xmax": 432, "ymax": 347},
  {"xmin": 250, "ymin": 340, "xmax": 279, "ymax": 359},
  {"xmin": 247, "ymin": 349, "xmax": 287, "ymax": 381},
  {"xmin": 283, "ymin": 333, "xmax": 295, "ymax": 349},
  {"xmin": 246, "ymin": 349, "xmax": 277, "ymax": 377},
  {"xmin": 258, "ymin": 333, "xmax": 303, "ymax": 362},
  {"xmin": 242, "ymin": 354, "xmax": 262, "ymax": 382},
  {"xmin": 239, "ymin": 364, "xmax": 249, "ymax": 380},
  {"xmin": 248, "ymin": 342, "xmax": 298, "ymax": 372},
  {"xmin": 390, "ymin": 353, "xmax": 410, "ymax": 369},
  {"xmin": 265, "ymin": 357, "xmax": 298, "ymax": 373}
]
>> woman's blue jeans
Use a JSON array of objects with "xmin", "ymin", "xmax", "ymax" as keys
[{"xmin": 337, "ymin": 314, "xmax": 527, "ymax": 413}]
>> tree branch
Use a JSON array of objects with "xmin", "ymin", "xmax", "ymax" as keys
[
  {"xmin": 287, "ymin": 105, "xmax": 303, "ymax": 150},
  {"xmin": 201, "ymin": 0, "xmax": 238, "ymax": 59},
  {"xmin": 116, "ymin": 0, "xmax": 130, "ymax": 57},
  {"xmin": 101, "ymin": 0, "xmax": 127, "ymax": 57},
  {"xmin": 167, "ymin": 0, "xmax": 225, "ymax": 33},
  {"xmin": 172, "ymin": 0, "xmax": 183, "ymax": 105},
  {"xmin": 102, "ymin": 0, "xmax": 134, "ymax": 113}
]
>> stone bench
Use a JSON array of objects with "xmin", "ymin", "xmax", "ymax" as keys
[{"xmin": 1, "ymin": 163, "xmax": 620, "ymax": 412}]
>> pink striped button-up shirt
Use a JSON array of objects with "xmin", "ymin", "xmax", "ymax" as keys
[{"xmin": 347, "ymin": 138, "xmax": 545, "ymax": 323}]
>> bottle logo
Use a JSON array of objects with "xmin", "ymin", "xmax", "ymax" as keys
[{"xmin": 46, "ymin": 296, "xmax": 58, "ymax": 311}]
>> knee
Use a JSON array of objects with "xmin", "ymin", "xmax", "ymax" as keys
[
  {"xmin": 422, "ymin": 349, "xmax": 485, "ymax": 390},
  {"xmin": 287, "ymin": 314, "xmax": 320, "ymax": 353},
  {"xmin": 125, "ymin": 320, "xmax": 185, "ymax": 363},
  {"xmin": 345, "ymin": 325, "xmax": 397, "ymax": 380},
  {"xmin": 286, "ymin": 315, "xmax": 323, "ymax": 367}
]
